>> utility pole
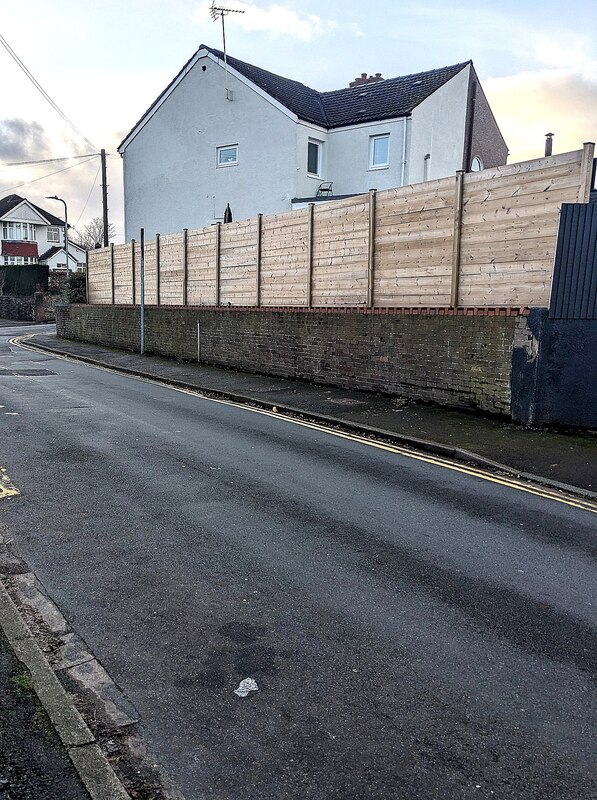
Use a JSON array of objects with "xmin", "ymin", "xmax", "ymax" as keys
[{"xmin": 100, "ymin": 148, "xmax": 109, "ymax": 247}]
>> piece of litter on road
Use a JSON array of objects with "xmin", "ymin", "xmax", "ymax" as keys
[
  {"xmin": 4, "ymin": 412, "xmax": 19, "ymax": 416},
  {"xmin": 233, "ymin": 678, "xmax": 259, "ymax": 698}
]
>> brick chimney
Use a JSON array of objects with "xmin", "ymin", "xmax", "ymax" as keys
[{"xmin": 349, "ymin": 72, "xmax": 384, "ymax": 88}]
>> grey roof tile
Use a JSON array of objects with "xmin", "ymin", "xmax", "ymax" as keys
[
  {"xmin": 0, "ymin": 194, "xmax": 65, "ymax": 227},
  {"xmin": 119, "ymin": 45, "xmax": 470, "ymax": 148}
]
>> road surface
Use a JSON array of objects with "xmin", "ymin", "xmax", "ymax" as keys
[{"xmin": 0, "ymin": 322, "xmax": 595, "ymax": 799}]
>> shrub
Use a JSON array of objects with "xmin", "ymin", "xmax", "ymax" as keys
[{"xmin": 66, "ymin": 271, "xmax": 87, "ymax": 303}]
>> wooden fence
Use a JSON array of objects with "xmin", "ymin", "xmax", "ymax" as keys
[{"xmin": 88, "ymin": 144, "xmax": 595, "ymax": 309}]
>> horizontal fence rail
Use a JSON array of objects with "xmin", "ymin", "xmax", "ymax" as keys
[{"xmin": 88, "ymin": 144, "xmax": 595, "ymax": 309}]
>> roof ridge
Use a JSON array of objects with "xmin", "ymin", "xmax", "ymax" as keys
[
  {"xmin": 118, "ymin": 47, "xmax": 475, "ymax": 148},
  {"xmin": 320, "ymin": 61, "xmax": 471, "ymax": 97}
]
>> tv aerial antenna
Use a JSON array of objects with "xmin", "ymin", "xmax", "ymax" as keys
[{"xmin": 210, "ymin": 2, "xmax": 245, "ymax": 100}]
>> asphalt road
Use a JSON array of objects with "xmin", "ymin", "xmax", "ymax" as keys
[{"xmin": 0, "ymin": 322, "xmax": 596, "ymax": 800}]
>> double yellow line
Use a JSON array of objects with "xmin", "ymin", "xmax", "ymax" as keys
[
  {"xmin": 187, "ymin": 397, "xmax": 597, "ymax": 515},
  {"xmin": 11, "ymin": 335, "xmax": 597, "ymax": 516}
]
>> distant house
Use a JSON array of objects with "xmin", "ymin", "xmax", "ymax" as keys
[
  {"xmin": 38, "ymin": 242, "xmax": 86, "ymax": 273},
  {"xmin": 118, "ymin": 45, "xmax": 507, "ymax": 239},
  {"xmin": 0, "ymin": 194, "xmax": 85, "ymax": 272}
]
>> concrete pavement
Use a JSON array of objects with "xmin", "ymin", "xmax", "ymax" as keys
[{"xmin": 0, "ymin": 321, "xmax": 596, "ymax": 799}]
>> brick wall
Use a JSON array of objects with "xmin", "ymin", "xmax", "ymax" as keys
[{"xmin": 57, "ymin": 305, "xmax": 518, "ymax": 414}]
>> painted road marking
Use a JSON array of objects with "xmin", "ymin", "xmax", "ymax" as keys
[
  {"xmin": 0, "ymin": 468, "xmax": 19, "ymax": 500},
  {"xmin": 11, "ymin": 335, "xmax": 597, "ymax": 516}
]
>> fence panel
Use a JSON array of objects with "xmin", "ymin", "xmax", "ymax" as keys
[
  {"xmin": 374, "ymin": 177, "xmax": 454, "ymax": 307},
  {"xmin": 219, "ymin": 219, "xmax": 258, "ymax": 305},
  {"xmin": 159, "ymin": 233, "xmax": 184, "ymax": 305},
  {"xmin": 87, "ymin": 247, "xmax": 112, "ymax": 304},
  {"xmin": 187, "ymin": 226, "xmax": 217, "ymax": 305},
  {"xmin": 459, "ymin": 150, "xmax": 585, "ymax": 306},
  {"xmin": 113, "ymin": 244, "xmax": 132, "ymax": 304},
  {"xmin": 87, "ymin": 146, "xmax": 593, "ymax": 310},
  {"xmin": 311, "ymin": 195, "xmax": 369, "ymax": 306},
  {"xmin": 260, "ymin": 209, "xmax": 309, "ymax": 306}
]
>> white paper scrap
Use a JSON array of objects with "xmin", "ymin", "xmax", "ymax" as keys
[{"xmin": 233, "ymin": 678, "xmax": 259, "ymax": 698}]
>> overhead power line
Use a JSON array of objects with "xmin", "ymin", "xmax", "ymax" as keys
[
  {"xmin": 0, "ymin": 153, "xmax": 100, "ymax": 170},
  {"xmin": 0, "ymin": 155, "xmax": 98, "ymax": 194},
  {"xmin": 0, "ymin": 32, "xmax": 98, "ymax": 151}
]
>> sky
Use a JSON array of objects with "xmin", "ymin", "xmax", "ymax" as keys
[{"xmin": 1, "ymin": 0, "xmax": 596, "ymax": 243}]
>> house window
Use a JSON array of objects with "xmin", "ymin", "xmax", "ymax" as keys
[
  {"xmin": 471, "ymin": 156, "xmax": 483, "ymax": 171},
  {"xmin": 47, "ymin": 226, "xmax": 61, "ymax": 242},
  {"xmin": 2, "ymin": 222, "xmax": 33, "ymax": 240},
  {"xmin": 307, "ymin": 140, "xmax": 321, "ymax": 176},
  {"xmin": 217, "ymin": 145, "xmax": 238, "ymax": 167},
  {"xmin": 370, "ymin": 134, "xmax": 390, "ymax": 168}
]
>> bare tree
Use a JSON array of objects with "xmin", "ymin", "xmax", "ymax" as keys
[{"xmin": 72, "ymin": 217, "xmax": 116, "ymax": 250}]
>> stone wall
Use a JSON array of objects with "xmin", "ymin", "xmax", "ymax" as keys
[
  {"xmin": 0, "ymin": 293, "xmax": 57, "ymax": 322},
  {"xmin": 56, "ymin": 305, "xmax": 519, "ymax": 414},
  {"xmin": 0, "ymin": 296, "xmax": 34, "ymax": 321}
]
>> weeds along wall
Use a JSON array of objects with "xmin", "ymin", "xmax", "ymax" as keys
[{"xmin": 88, "ymin": 145, "xmax": 594, "ymax": 310}]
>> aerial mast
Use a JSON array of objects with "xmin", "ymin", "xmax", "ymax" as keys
[{"xmin": 209, "ymin": 2, "xmax": 245, "ymax": 100}]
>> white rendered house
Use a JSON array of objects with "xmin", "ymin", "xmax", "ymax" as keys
[
  {"xmin": 118, "ymin": 45, "xmax": 507, "ymax": 239},
  {"xmin": 0, "ymin": 194, "xmax": 85, "ymax": 272}
]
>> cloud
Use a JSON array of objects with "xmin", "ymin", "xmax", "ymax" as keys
[
  {"xmin": 193, "ymin": 2, "xmax": 329, "ymax": 41},
  {"xmin": 484, "ymin": 70, "xmax": 597, "ymax": 163},
  {"xmin": 0, "ymin": 118, "xmax": 51, "ymax": 162},
  {"xmin": 532, "ymin": 34, "xmax": 597, "ymax": 75}
]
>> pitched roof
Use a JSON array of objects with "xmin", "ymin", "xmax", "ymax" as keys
[
  {"xmin": 205, "ymin": 46, "xmax": 327, "ymax": 126},
  {"xmin": 39, "ymin": 241, "xmax": 86, "ymax": 261},
  {"xmin": 320, "ymin": 62, "xmax": 470, "ymax": 127},
  {"xmin": 0, "ymin": 194, "xmax": 65, "ymax": 226},
  {"xmin": 38, "ymin": 246, "xmax": 62, "ymax": 260},
  {"xmin": 119, "ymin": 46, "xmax": 471, "ymax": 148},
  {"xmin": 204, "ymin": 46, "xmax": 469, "ymax": 127}
]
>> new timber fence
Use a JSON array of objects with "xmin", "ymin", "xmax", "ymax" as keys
[{"xmin": 88, "ymin": 144, "xmax": 595, "ymax": 310}]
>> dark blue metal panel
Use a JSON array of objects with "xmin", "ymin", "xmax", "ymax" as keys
[{"xmin": 549, "ymin": 203, "xmax": 597, "ymax": 319}]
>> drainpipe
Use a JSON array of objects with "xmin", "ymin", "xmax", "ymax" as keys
[
  {"xmin": 463, "ymin": 73, "xmax": 477, "ymax": 171},
  {"xmin": 401, "ymin": 116, "xmax": 408, "ymax": 186}
]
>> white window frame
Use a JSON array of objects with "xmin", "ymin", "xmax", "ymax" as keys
[
  {"xmin": 369, "ymin": 134, "xmax": 390, "ymax": 170},
  {"xmin": 307, "ymin": 138, "xmax": 322, "ymax": 177},
  {"xmin": 471, "ymin": 155, "xmax": 484, "ymax": 172},
  {"xmin": 2, "ymin": 221, "xmax": 36, "ymax": 240},
  {"xmin": 47, "ymin": 226, "xmax": 61, "ymax": 243},
  {"xmin": 216, "ymin": 144, "xmax": 239, "ymax": 168}
]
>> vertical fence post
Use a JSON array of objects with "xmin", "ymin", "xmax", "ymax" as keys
[
  {"xmin": 578, "ymin": 141, "xmax": 595, "ymax": 203},
  {"xmin": 450, "ymin": 170, "xmax": 465, "ymax": 309},
  {"xmin": 367, "ymin": 189, "xmax": 377, "ymax": 307},
  {"xmin": 307, "ymin": 203, "xmax": 314, "ymax": 308},
  {"xmin": 255, "ymin": 213, "xmax": 262, "ymax": 307},
  {"xmin": 85, "ymin": 249, "xmax": 89, "ymax": 304},
  {"xmin": 110, "ymin": 242, "xmax": 115, "ymax": 305},
  {"xmin": 215, "ymin": 222, "xmax": 221, "ymax": 306},
  {"xmin": 156, "ymin": 233, "xmax": 161, "ymax": 306},
  {"xmin": 182, "ymin": 228, "xmax": 188, "ymax": 306},
  {"xmin": 131, "ymin": 239, "xmax": 136, "ymax": 304},
  {"xmin": 140, "ymin": 228, "xmax": 145, "ymax": 355}
]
